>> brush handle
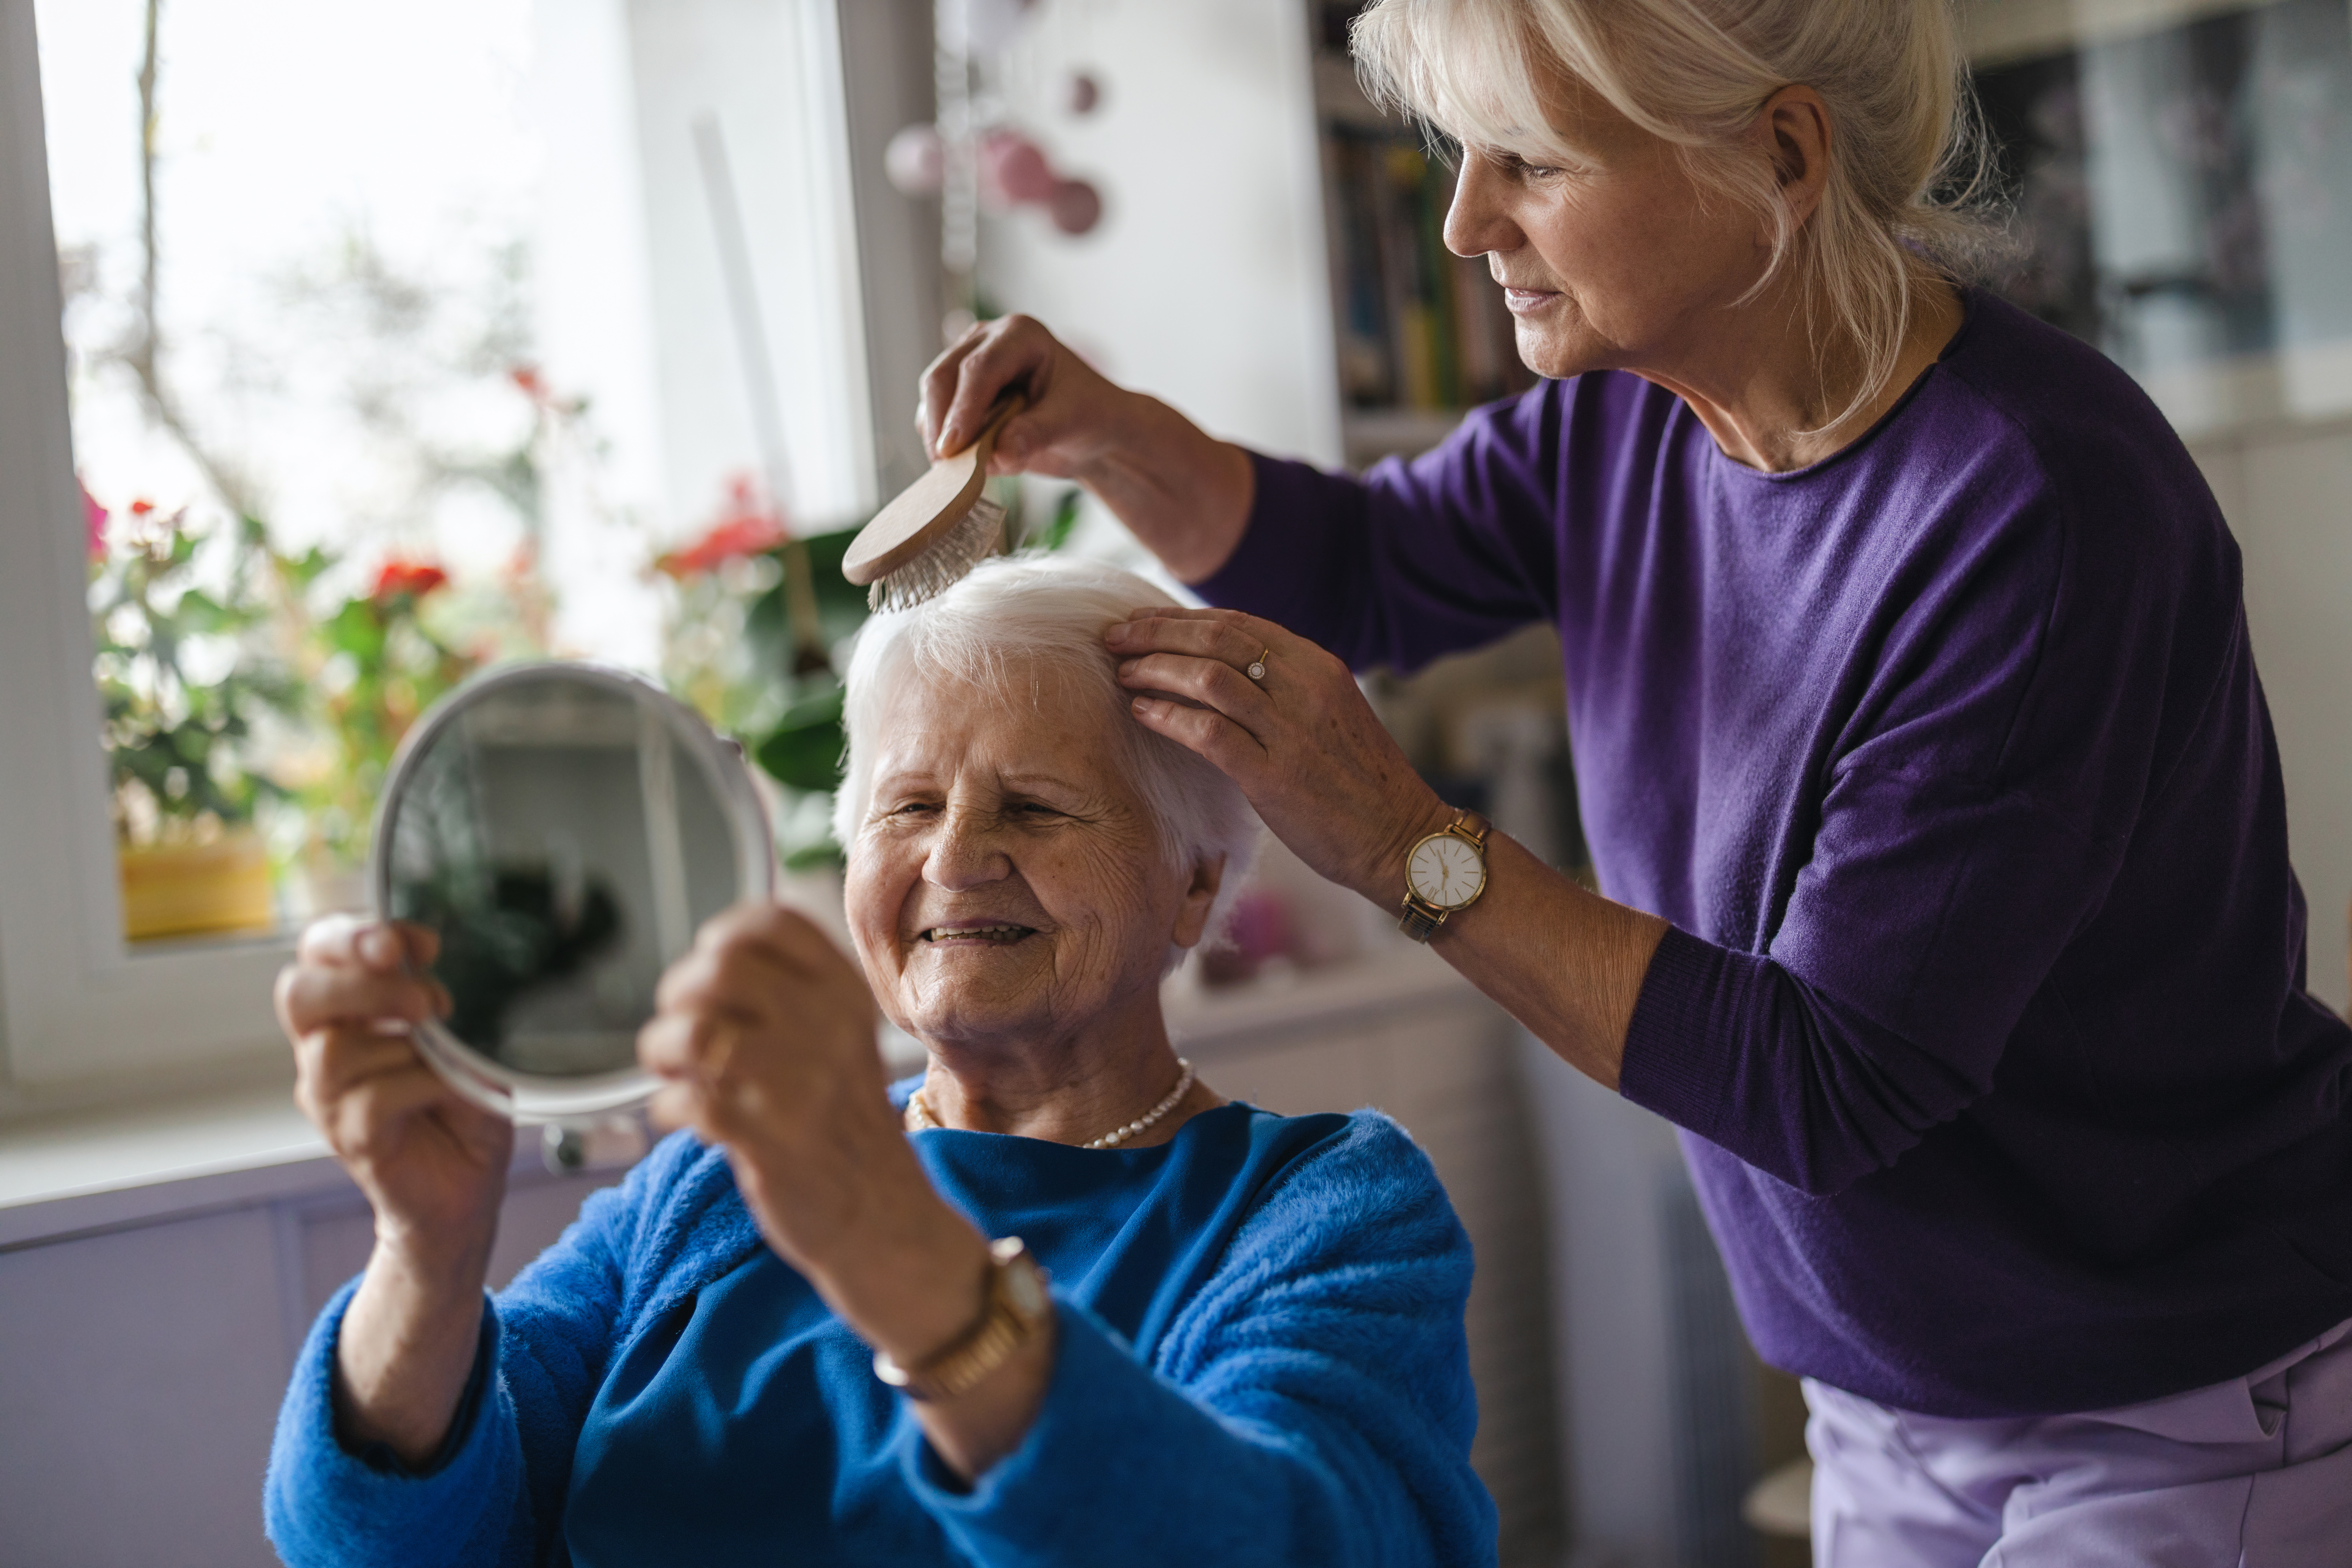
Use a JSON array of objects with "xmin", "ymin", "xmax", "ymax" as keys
[{"xmin": 842, "ymin": 392, "xmax": 1028, "ymax": 587}]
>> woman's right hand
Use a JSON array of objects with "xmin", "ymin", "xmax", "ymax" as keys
[
  {"xmin": 275, "ymin": 916, "xmax": 512, "ymax": 1275},
  {"xmin": 277, "ymin": 916, "xmax": 514, "ymax": 1463},
  {"xmin": 919, "ymin": 314, "xmax": 1256, "ymax": 582}
]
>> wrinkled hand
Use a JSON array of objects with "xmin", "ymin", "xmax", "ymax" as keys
[
  {"xmin": 638, "ymin": 904, "xmax": 975, "ymax": 1298},
  {"xmin": 275, "ymin": 916, "xmax": 513, "ymax": 1271},
  {"xmin": 1108, "ymin": 608, "xmax": 1454, "ymax": 906},
  {"xmin": 918, "ymin": 315, "xmax": 1253, "ymax": 581},
  {"xmin": 919, "ymin": 314, "xmax": 1127, "ymax": 478}
]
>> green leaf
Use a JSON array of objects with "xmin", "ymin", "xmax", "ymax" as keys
[
  {"xmin": 754, "ymin": 687, "xmax": 847, "ymax": 790},
  {"xmin": 1031, "ymin": 488, "xmax": 1082, "ymax": 553},
  {"xmin": 782, "ymin": 840, "xmax": 844, "ymax": 872}
]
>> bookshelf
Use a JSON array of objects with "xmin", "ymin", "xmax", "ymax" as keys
[{"xmin": 1307, "ymin": 2, "xmax": 1536, "ymax": 469}]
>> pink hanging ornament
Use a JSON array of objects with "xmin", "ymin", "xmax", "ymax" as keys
[
  {"xmin": 980, "ymin": 129, "xmax": 1058, "ymax": 206},
  {"xmin": 884, "ymin": 123, "xmax": 945, "ymax": 197},
  {"xmin": 1048, "ymin": 178, "xmax": 1104, "ymax": 236}
]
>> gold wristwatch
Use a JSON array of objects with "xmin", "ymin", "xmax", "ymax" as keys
[
  {"xmin": 872, "ymin": 1237, "xmax": 1052, "ymax": 1402},
  {"xmin": 1398, "ymin": 809, "xmax": 1491, "ymax": 943}
]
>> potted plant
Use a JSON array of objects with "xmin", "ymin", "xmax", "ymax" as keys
[{"xmin": 90, "ymin": 499, "xmax": 300, "ymax": 941}]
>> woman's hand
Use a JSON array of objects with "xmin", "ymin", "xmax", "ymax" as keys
[
  {"xmin": 639, "ymin": 904, "xmax": 1049, "ymax": 1479},
  {"xmin": 274, "ymin": 916, "xmax": 513, "ymax": 1465},
  {"xmin": 1109, "ymin": 608, "xmax": 1455, "ymax": 907},
  {"xmin": 919, "ymin": 314, "xmax": 1255, "ymax": 582},
  {"xmin": 638, "ymin": 903, "xmax": 944, "ymax": 1280},
  {"xmin": 276, "ymin": 916, "xmax": 511, "ymax": 1272}
]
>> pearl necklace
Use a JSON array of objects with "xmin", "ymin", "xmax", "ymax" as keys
[{"xmin": 905, "ymin": 1058, "xmax": 1198, "ymax": 1150}]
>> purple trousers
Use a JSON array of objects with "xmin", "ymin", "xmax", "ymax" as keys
[{"xmin": 1806, "ymin": 1318, "xmax": 2352, "ymax": 1565}]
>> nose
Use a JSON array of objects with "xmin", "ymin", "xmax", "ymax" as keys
[
  {"xmin": 1443, "ymin": 152, "xmax": 1520, "ymax": 261},
  {"xmin": 922, "ymin": 804, "xmax": 1011, "ymax": 891}
]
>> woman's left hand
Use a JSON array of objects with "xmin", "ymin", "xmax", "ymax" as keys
[
  {"xmin": 640, "ymin": 903, "xmax": 1054, "ymax": 1478},
  {"xmin": 638, "ymin": 905, "xmax": 992, "ymax": 1352},
  {"xmin": 1108, "ymin": 608, "xmax": 1453, "ymax": 904}
]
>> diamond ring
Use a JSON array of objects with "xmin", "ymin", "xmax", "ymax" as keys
[{"xmin": 1246, "ymin": 648, "xmax": 1269, "ymax": 681}]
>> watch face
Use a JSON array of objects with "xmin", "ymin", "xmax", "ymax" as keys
[
  {"xmin": 1003, "ymin": 1257, "xmax": 1048, "ymax": 1318},
  {"xmin": 1408, "ymin": 833, "xmax": 1485, "ymax": 909}
]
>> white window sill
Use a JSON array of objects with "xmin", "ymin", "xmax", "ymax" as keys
[
  {"xmin": 0, "ymin": 1077, "xmax": 336, "ymax": 1249},
  {"xmin": 0, "ymin": 943, "xmax": 1471, "ymax": 1252}
]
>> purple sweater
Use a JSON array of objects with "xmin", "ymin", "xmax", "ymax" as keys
[{"xmin": 1199, "ymin": 292, "xmax": 2352, "ymax": 1418}]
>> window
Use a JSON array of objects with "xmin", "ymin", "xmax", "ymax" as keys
[{"xmin": 0, "ymin": 0, "xmax": 879, "ymax": 1095}]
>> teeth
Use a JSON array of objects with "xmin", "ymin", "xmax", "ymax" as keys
[{"xmin": 923, "ymin": 925, "xmax": 1032, "ymax": 941}]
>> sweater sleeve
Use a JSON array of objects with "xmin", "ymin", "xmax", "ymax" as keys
[
  {"xmin": 1194, "ymin": 383, "xmax": 1593, "ymax": 674},
  {"xmin": 1618, "ymin": 453, "xmax": 2239, "ymax": 1195},
  {"xmin": 262, "ymin": 1138, "xmax": 695, "ymax": 1568},
  {"xmin": 897, "ymin": 1115, "xmax": 1495, "ymax": 1568}
]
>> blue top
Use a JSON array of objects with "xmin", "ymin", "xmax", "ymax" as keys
[
  {"xmin": 1198, "ymin": 290, "xmax": 2352, "ymax": 1418},
  {"xmin": 263, "ymin": 1095, "xmax": 1496, "ymax": 1567}
]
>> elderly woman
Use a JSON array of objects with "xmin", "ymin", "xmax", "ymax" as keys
[
  {"xmin": 923, "ymin": 1, "xmax": 2352, "ymax": 1562},
  {"xmin": 262, "ymin": 557, "xmax": 1496, "ymax": 1567}
]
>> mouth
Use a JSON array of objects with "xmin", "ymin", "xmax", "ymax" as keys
[
  {"xmin": 917, "ymin": 923, "xmax": 1039, "ymax": 947},
  {"xmin": 1500, "ymin": 285, "xmax": 1560, "ymax": 314}
]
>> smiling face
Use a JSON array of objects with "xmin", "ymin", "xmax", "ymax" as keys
[
  {"xmin": 1441, "ymin": 71, "xmax": 1771, "ymax": 383},
  {"xmin": 843, "ymin": 664, "xmax": 1220, "ymax": 1056}
]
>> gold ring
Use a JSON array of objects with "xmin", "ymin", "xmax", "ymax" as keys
[{"xmin": 1245, "ymin": 649, "xmax": 1269, "ymax": 681}]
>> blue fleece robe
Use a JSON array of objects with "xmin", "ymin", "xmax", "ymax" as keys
[{"xmin": 263, "ymin": 1096, "xmax": 1497, "ymax": 1567}]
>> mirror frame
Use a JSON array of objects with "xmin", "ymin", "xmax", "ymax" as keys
[{"xmin": 369, "ymin": 661, "xmax": 775, "ymax": 1124}]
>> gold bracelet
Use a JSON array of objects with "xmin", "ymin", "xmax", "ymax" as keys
[{"xmin": 871, "ymin": 1237, "xmax": 1052, "ymax": 1402}]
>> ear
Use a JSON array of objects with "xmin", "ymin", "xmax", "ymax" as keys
[
  {"xmin": 1752, "ymin": 84, "xmax": 1833, "ymax": 237},
  {"xmin": 1168, "ymin": 854, "xmax": 1228, "ymax": 952}
]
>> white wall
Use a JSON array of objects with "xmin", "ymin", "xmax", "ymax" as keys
[
  {"xmin": 975, "ymin": 0, "xmax": 1343, "ymax": 467},
  {"xmin": 2190, "ymin": 420, "xmax": 2352, "ymax": 1014}
]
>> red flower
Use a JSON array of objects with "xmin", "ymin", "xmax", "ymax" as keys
[
  {"xmin": 656, "ymin": 475, "xmax": 788, "ymax": 578},
  {"xmin": 372, "ymin": 559, "xmax": 450, "ymax": 602},
  {"xmin": 79, "ymin": 479, "xmax": 108, "ymax": 560}
]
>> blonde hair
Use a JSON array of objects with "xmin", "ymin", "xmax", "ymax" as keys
[{"xmin": 1352, "ymin": 0, "xmax": 2003, "ymax": 431}]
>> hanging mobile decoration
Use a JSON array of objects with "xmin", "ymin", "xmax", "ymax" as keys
[{"xmin": 912, "ymin": 0, "xmax": 1108, "ymax": 347}]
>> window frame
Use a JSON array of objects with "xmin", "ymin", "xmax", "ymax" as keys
[
  {"xmin": 0, "ymin": 0, "xmax": 931, "ymax": 1110},
  {"xmin": 0, "ymin": 0, "xmax": 290, "ymax": 1104}
]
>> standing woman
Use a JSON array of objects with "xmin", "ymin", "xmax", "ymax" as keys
[{"xmin": 921, "ymin": 0, "xmax": 2352, "ymax": 1560}]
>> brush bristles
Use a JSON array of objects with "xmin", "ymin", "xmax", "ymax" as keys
[{"xmin": 867, "ymin": 497, "xmax": 1007, "ymax": 614}]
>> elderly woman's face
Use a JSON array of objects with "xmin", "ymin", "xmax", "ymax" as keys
[
  {"xmin": 1442, "ymin": 72, "xmax": 1769, "ymax": 381},
  {"xmin": 843, "ymin": 665, "xmax": 1218, "ymax": 1050}
]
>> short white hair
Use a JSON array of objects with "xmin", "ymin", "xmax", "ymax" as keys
[
  {"xmin": 834, "ymin": 554, "xmax": 1262, "ymax": 945},
  {"xmin": 1353, "ymin": 0, "xmax": 2004, "ymax": 432}
]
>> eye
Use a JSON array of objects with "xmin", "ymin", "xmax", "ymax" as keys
[{"xmin": 1494, "ymin": 151, "xmax": 1564, "ymax": 182}]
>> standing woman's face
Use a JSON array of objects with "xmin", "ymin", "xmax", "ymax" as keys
[{"xmin": 1442, "ymin": 74, "xmax": 1772, "ymax": 382}]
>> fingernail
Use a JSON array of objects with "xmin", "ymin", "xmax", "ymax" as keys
[
  {"xmin": 1105, "ymin": 623, "xmax": 1130, "ymax": 646},
  {"xmin": 1131, "ymin": 696, "xmax": 1161, "ymax": 718},
  {"xmin": 1118, "ymin": 659, "xmax": 1140, "ymax": 678},
  {"xmin": 360, "ymin": 926, "xmax": 399, "ymax": 966}
]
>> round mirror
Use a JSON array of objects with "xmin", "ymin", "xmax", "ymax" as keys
[{"xmin": 370, "ymin": 663, "xmax": 774, "ymax": 1123}]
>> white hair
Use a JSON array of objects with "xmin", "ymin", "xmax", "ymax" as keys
[
  {"xmin": 1352, "ymin": 0, "xmax": 2005, "ymax": 433},
  {"xmin": 834, "ymin": 554, "xmax": 1262, "ymax": 950}
]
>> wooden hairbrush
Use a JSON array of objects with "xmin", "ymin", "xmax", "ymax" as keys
[{"xmin": 842, "ymin": 391, "xmax": 1027, "ymax": 612}]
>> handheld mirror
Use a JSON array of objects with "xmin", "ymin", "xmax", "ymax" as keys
[{"xmin": 371, "ymin": 663, "xmax": 773, "ymax": 1123}]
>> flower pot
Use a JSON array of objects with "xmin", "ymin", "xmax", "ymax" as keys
[{"xmin": 118, "ymin": 830, "xmax": 277, "ymax": 942}]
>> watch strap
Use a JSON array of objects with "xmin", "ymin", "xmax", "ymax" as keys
[
  {"xmin": 1398, "ymin": 895, "xmax": 1449, "ymax": 943},
  {"xmin": 872, "ymin": 1237, "xmax": 1050, "ymax": 1402}
]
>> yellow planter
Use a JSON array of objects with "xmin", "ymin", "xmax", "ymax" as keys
[{"xmin": 118, "ymin": 831, "xmax": 278, "ymax": 943}]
